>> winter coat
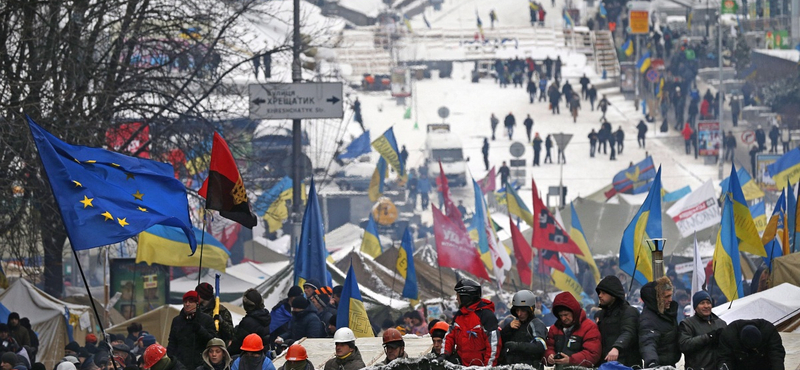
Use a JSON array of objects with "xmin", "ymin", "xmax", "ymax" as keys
[
  {"xmin": 269, "ymin": 299, "xmax": 293, "ymax": 336},
  {"xmin": 9, "ymin": 324, "xmax": 30, "ymax": 347},
  {"xmin": 598, "ymin": 98, "xmax": 611, "ymax": 112},
  {"xmin": 595, "ymin": 276, "xmax": 641, "ymax": 367},
  {"xmin": 700, "ymin": 99, "xmax": 710, "ymax": 117},
  {"xmin": 417, "ymin": 177, "xmax": 432, "ymax": 193},
  {"xmin": 230, "ymin": 308, "xmax": 271, "ymax": 356},
  {"xmin": 196, "ymin": 342, "xmax": 233, "ymax": 370},
  {"xmin": 323, "ymin": 347, "xmax": 365, "ymax": 370},
  {"xmin": 499, "ymin": 308, "xmax": 547, "ymax": 367},
  {"xmin": 587, "ymin": 87, "xmax": 597, "ymax": 101},
  {"xmin": 167, "ymin": 310, "xmax": 217, "ymax": 370},
  {"xmin": 678, "ymin": 311, "xmax": 727, "ymax": 370},
  {"xmin": 588, "ymin": 132, "xmax": 597, "ymax": 144},
  {"xmin": 539, "ymin": 79, "xmax": 548, "ymax": 93},
  {"xmin": 637, "ymin": 122, "xmax": 648, "ymax": 137},
  {"xmin": 231, "ymin": 356, "xmax": 276, "ymax": 370},
  {"xmin": 717, "ymin": 319, "xmax": 785, "ymax": 370},
  {"xmin": 504, "ymin": 114, "xmax": 516, "ymax": 128},
  {"xmin": 277, "ymin": 360, "xmax": 314, "ymax": 370},
  {"xmin": 756, "ymin": 129, "xmax": 766, "ymax": 145},
  {"xmin": 523, "ymin": 117, "xmax": 534, "ymax": 130},
  {"xmin": 163, "ymin": 356, "xmax": 189, "ymax": 370},
  {"xmin": 490, "ymin": 116, "xmax": 499, "ymax": 130},
  {"xmin": 770, "ymin": 127, "xmax": 780, "ymax": 142},
  {"xmin": 533, "ymin": 137, "xmax": 543, "ymax": 151},
  {"xmin": 199, "ymin": 300, "xmax": 235, "ymax": 344},
  {"xmin": 544, "ymin": 292, "xmax": 602, "ymax": 367},
  {"xmin": 443, "ymin": 298, "xmax": 500, "ymax": 367},
  {"xmin": 682, "ymin": 125, "xmax": 694, "ymax": 141},
  {"xmin": 286, "ymin": 306, "xmax": 326, "ymax": 341},
  {"xmin": 615, "ymin": 129, "xmax": 625, "ymax": 143},
  {"xmin": 579, "ymin": 76, "xmax": 590, "ymax": 89},
  {"xmin": 638, "ymin": 278, "xmax": 680, "ymax": 367},
  {"xmin": 545, "ymin": 137, "xmax": 553, "ymax": 149}
]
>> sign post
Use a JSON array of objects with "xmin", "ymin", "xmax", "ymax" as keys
[
  {"xmin": 552, "ymin": 133, "xmax": 573, "ymax": 207},
  {"xmin": 249, "ymin": 83, "xmax": 344, "ymax": 120}
]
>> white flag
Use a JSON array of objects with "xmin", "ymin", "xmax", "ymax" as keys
[{"xmin": 690, "ymin": 232, "xmax": 706, "ymax": 315}]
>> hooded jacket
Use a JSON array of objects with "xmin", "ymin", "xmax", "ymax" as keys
[
  {"xmin": 638, "ymin": 277, "xmax": 680, "ymax": 367},
  {"xmin": 678, "ymin": 310, "xmax": 727, "ymax": 370},
  {"xmin": 443, "ymin": 298, "xmax": 500, "ymax": 367},
  {"xmin": 231, "ymin": 355, "xmax": 275, "ymax": 370},
  {"xmin": 286, "ymin": 306, "xmax": 326, "ymax": 342},
  {"xmin": 277, "ymin": 360, "xmax": 314, "ymax": 370},
  {"xmin": 499, "ymin": 306, "xmax": 547, "ymax": 367},
  {"xmin": 595, "ymin": 276, "xmax": 641, "ymax": 367},
  {"xmin": 543, "ymin": 292, "xmax": 602, "ymax": 367},
  {"xmin": 196, "ymin": 340, "xmax": 232, "ymax": 370},
  {"xmin": 167, "ymin": 310, "xmax": 217, "ymax": 370},
  {"xmin": 322, "ymin": 347, "xmax": 365, "ymax": 370},
  {"xmin": 230, "ymin": 308, "xmax": 271, "ymax": 356},
  {"xmin": 717, "ymin": 319, "xmax": 785, "ymax": 370}
]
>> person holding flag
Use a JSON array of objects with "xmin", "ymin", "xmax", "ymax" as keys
[
  {"xmin": 438, "ymin": 279, "xmax": 500, "ymax": 366},
  {"xmin": 196, "ymin": 283, "xmax": 234, "ymax": 344}
]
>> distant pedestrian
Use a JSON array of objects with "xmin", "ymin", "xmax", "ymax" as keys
[
  {"xmin": 527, "ymin": 78, "xmax": 537, "ymax": 103},
  {"xmin": 724, "ymin": 131, "xmax": 737, "ymax": 162},
  {"xmin": 769, "ymin": 125, "xmax": 780, "ymax": 153},
  {"xmin": 730, "ymin": 97, "xmax": 741, "ymax": 127},
  {"xmin": 755, "ymin": 125, "xmax": 766, "ymax": 152},
  {"xmin": 579, "ymin": 74, "xmax": 590, "ymax": 99},
  {"xmin": 504, "ymin": 112, "xmax": 516, "ymax": 140},
  {"xmin": 588, "ymin": 129, "xmax": 598, "ymax": 157},
  {"xmin": 599, "ymin": 120, "xmax": 611, "ymax": 154},
  {"xmin": 489, "ymin": 10, "xmax": 497, "ymax": 29},
  {"xmin": 749, "ymin": 145, "xmax": 759, "ymax": 175},
  {"xmin": 548, "ymin": 85, "xmax": 561, "ymax": 114},
  {"xmin": 482, "ymin": 139, "xmax": 490, "ymax": 171},
  {"xmin": 532, "ymin": 133, "xmax": 543, "ymax": 166},
  {"xmin": 544, "ymin": 56, "xmax": 553, "ymax": 79},
  {"xmin": 400, "ymin": 145, "xmax": 408, "ymax": 166},
  {"xmin": 682, "ymin": 124, "xmax": 693, "ymax": 155},
  {"xmin": 781, "ymin": 125, "xmax": 791, "ymax": 153},
  {"xmin": 637, "ymin": 120, "xmax": 648, "ymax": 148},
  {"xmin": 569, "ymin": 93, "xmax": 581, "ymax": 123},
  {"xmin": 587, "ymin": 85, "xmax": 597, "ymax": 110},
  {"xmin": 499, "ymin": 161, "xmax": 510, "ymax": 186},
  {"xmin": 523, "ymin": 115, "xmax": 534, "ymax": 142},
  {"xmin": 417, "ymin": 172, "xmax": 432, "ymax": 210},
  {"xmin": 562, "ymin": 81, "xmax": 573, "ymax": 107},
  {"xmin": 554, "ymin": 56, "xmax": 562, "ymax": 80},
  {"xmin": 687, "ymin": 100, "xmax": 698, "ymax": 128},
  {"xmin": 490, "ymin": 113, "xmax": 499, "ymax": 140},
  {"xmin": 598, "ymin": 95, "xmax": 611, "ymax": 119},
  {"xmin": 608, "ymin": 133, "xmax": 616, "ymax": 161},
  {"xmin": 538, "ymin": 78, "xmax": 548, "ymax": 102},
  {"xmin": 544, "ymin": 135, "xmax": 553, "ymax": 163},
  {"xmin": 615, "ymin": 126, "xmax": 625, "ymax": 154}
]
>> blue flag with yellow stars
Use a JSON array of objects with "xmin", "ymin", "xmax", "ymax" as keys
[{"xmin": 28, "ymin": 117, "xmax": 197, "ymax": 253}]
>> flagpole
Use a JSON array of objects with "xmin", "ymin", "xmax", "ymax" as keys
[
  {"xmin": 431, "ymin": 236, "xmax": 445, "ymax": 295},
  {"xmin": 73, "ymin": 248, "xmax": 120, "ymax": 370},
  {"xmin": 793, "ymin": 186, "xmax": 800, "ymax": 253},
  {"xmin": 628, "ymin": 253, "xmax": 640, "ymax": 294},
  {"xmin": 390, "ymin": 242, "xmax": 399, "ymax": 308},
  {"xmin": 197, "ymin": 209, "xmax": 208, "ymax": 285}
]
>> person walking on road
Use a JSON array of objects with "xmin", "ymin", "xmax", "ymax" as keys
[
  {"xmin": 730, "ymin": 96, "xmax": 741, "ymax": 127},
  {"xmin": 724, "ymin": 131, "xmax": 737, "ymax": 162},
  {"xmin": 548, "ymin": 85, "xmax": 561, "ymax": 114},
  {"xmin": 482, "ymin": 138, "xmax": 490, "ymax": 171},
  {"xmin": 588, "ymin": 129, "xmax": 598, "ymax": 158},
  {"xmin": 599, "ymin": 120, "xmax": 611, "ymax": 154},
  {"xmin": 681, "ymin": 124, "xmax": 693, "ymax": 155},
  {"xmin": 587, "ymin": 85, "xmax": 597, "ymax": 110},
  {"xmin": 504, "ymin": 112, "xmax": 516, "ymax": 140},
  {"xmin": 533, "ymin": 133, "xmax": 542, "ymax": 166},
  {"xmin": 538, "ymin": 77, "xmax": 548, "ymax": 102},
  {"xmin": 527, "ymin": 77, "xmax": 537, "ymax": 103},
  {"xmin": 499, "ymin": 161, "xmax": 510, "ymax": 186},
  {"xmin": 755, "ymin": 125, "xmax": 766, "ymax": 152},
  {"xmin": 769, "ymin": 124, "xmax": 780, "ymax": 153},
  {"xmin": 636, "ymin": 120, "xmax": 648, "ymax": 148},
  {"xmin": 490, "ymin": 114, "xmax": 499, "ymax": 141},
  {"xmin": 781, "ymin": 125, "xmax": 791, "ymax": 153},
  {"xmin": 615, "ymin": 126, "xmax": 625, "ymax": 154},
  {"xmin": 569, "ymin": 93, "xmax": 581, "ymax": 123},
  {"xmin": 579, "ymin": 74, "xmax": 590, "ymax": 99},
  {"xmin": 544, "ymin": 135, "xmax": 553, "ymax": 164},
  {"xmin": 598, "ymin": 95, "xmax": 611, "ymax": 119},
  {"xmin": 523, "ymin": 115, "xmax": 534, "ymax": 142},
  {"xmin": 608, "ymin": 132, "xmax": 616, "ymax": 161},
  {"xmin": 417, "ymin": 172, "xmax": 432, "ymax": 210}
]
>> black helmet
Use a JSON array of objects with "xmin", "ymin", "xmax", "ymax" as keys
[{"xmin": 454, "ymin": 278, "xmax": 481, "ymax": 301}]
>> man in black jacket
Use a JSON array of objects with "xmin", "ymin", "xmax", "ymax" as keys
[
  {"xmin": 196, "ymin": 283, "xmax": 235, "ymax": 345},
  {"xmin": 230, "ymin": 289, "xmax": 271, "ymax": 356},
  {"xmin": 638, "ymin": 276, "xmax": 680, "ymax": 367},
  {"xmin": 678, "ymin": 291, "xmax": 727, "ymax": 370},
  {"xmin": 718, "ymin": 319, "xmax": 785, "ymax": 370},
  {"xmin": 274, "ymin": 297, "xmax": 326, "ymax": 346},
  {"xmin": 167, "ymin": 291, "xmax": 217, "ymax": 370},
  {"xmin": 499, "ymin": 290, "xmax": 547, "ymax": 367},
  {"xmin": 595, "ymin": 276, "xmax": 640, "ymax": 367}
]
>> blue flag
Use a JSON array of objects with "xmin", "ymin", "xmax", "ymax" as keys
[
  {"xmin": 253, "ymin": 176, "xmax": 292, "ymax": 215},
  {"xmin": 398, "ymin": 228, "xmax": 419, "ymax": 301},
  {"xmin": 612, "ymin": 156, "xmax": 656, "ymax": 194},
  {"xmin": 371, "ymin": 127, "xmax": 405, "ymax": 177},
  {"xmin": 338, "ymin": 131, "xmax": 371, "ymax": 160},
  {"xmin": 28, "ymin": 117, "xmax": 196, "ymax": 252},
  {"xmin": 295, "ymin": 179, "xmax": 329, "ymax": 286},
  {"xmin": 337, "ymin": 264, "xmax": 373, "ymax": 337}
]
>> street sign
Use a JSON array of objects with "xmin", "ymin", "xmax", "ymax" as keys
[
  {"xmin": 510, "ymin": 142, "xmax": 526, "ymax": 158},
  {"xmin": 438, "ymin": 106, "xmax": 450, "ymax": 119},
  {"xmin": 628, "ymin": 3, "xmax": 649, "ymax": 35},
  {"xmin": 249, "ymin": 82, "xmax": 344, "ymax": 120},
  {"xmin": 741, "ymin": 130, "xmax": 756, "ymax": 144},
  {"xmin": 646, "ymin": 68, "xmax": 660, "ymax": 83},
  {"xmin": 372, "ymin": 198, "xmax": 398, "ymax": 225},
  {"xmin": 552, "ymin": 133, "xmax": 573, "ymax": 149}
]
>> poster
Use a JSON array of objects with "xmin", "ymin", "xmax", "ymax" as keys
[
  {"xmin": 756, "ymin": 153, "xmax": 782, "ymax": 191},
  {"xmin": 390, "ymin": 67, "xmax": 411, "ymax": 97},
  {"xmin": 619, "ymin": 62, "xmax": 636, "ymax": 93},
  {"xmin": 628, "ymin": 10, "xmax": 649, "ymax": 34},
  {"xmin": 666, "ymin": 181, "xmax": 721, "ymax": 237},
  {"xmin": 110, "ymin": 258, "xmax": 170, "ymax": 319},
  {"xmin": 697, "ymin": 121, "xmax": 721, "ymax": 156}
]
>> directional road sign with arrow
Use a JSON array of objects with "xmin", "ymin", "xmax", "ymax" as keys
[{"xmin": 249, "ymin": 82, "xmax": 344, "ymax": 120}]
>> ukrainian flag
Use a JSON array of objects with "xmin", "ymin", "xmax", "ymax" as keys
[
  {"xmin": 720, "ymin": 167, "xmax": 765, "ymax": 201},
  {"xmin": 371, "ymin": 127, "xmax": 405, "ymax": 178},
  {"xmin": 599, "ymin": 2, "xmax": 607, "ymax": 18},
  {"xmin": 762, "ymin": 190, "xmax": 790, "ymax": 255},
  {"xmin": 368, "ymin": 157, "xmax": 388, "ymax": 202},
  {"xmin": 360, "ymin": 214, "xmax": 383, "ymax": 258},
  {"xmin": 506, "ymin": 184, "xmax": 533, "ymax": 227},
  {"xmin": 295, "ymin": 179, "xmax": 329, "ymax": 287},
  {"xmin": 750, "ymin": 201, "xmax": 768, "ymax": 234},
  {"xmin": 470, "ymin": 181, "xmax": 494, "ymax": 271},
  {"xmin": 713, "ymin": 194, "xmax": 744, "ymax": 302},
  {"xmin": 619, "ymin": 166, "xmax": 662, "ymax": 285},
  {"xmin": 397, "ymin": 228, "xmax": 419, "ymax": 303},
  {"xmin": 563, "ymin": 11, "xmax": 574, "ymax": 28},
  {"xmin": 570, "ymin": 203, "xmax": 600, "ymax": 286},
  {"xmin": 767, "ymin": 148, "xmax": 800, "ymax": 189},
  {"xmin": 763, "ymin": 239, "xmax": 783, "ymax": 271},
  {"xmin": 622, "ymin": 39, "xmax": 634, "ymax": 57},
  {"xmin": 787, "ymin": 181, "xmax": 797, "ymax": 249},
  {"xmin": 137, "ymin": 225, "xmax": 230, "ymax": 271},
  {"xmin": 403, "ymin": 14, "xmax": 413, "ymax": 33},
  {"xmin": 336, "ymin": 264, "xmax": 374, "ymax": 337},
  {"xmin": 637, "ymin": 51, "xmax": 652, "ymax": 73},
  {"xmin": 551, "ymin": 255, "xmax": 584, "ymax": 301},
  {"xmin": 724, "ymin": 165, "xmax": 766, "ymax": 257}
]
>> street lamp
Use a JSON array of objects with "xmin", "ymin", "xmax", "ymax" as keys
[{"xmin": 646, "ymin": 238, "xmax": 667, "ymax": 280}]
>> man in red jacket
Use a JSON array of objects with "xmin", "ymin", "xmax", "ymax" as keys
[
  {"xmin": 439, "ymin": 279, "xmax": 501, "ymax": 366},
  {"xmin": 544, "ymin": 292, "xmax": 602, "ymax": 368}
]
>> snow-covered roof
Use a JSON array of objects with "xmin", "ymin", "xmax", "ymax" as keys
[
  {"xmin": 337, "ymin": 0, "xmax": 386, "ymax": 18},
  {"xmin": 754, "ymin": 49, "xmax": 800, "ymax": 63}
]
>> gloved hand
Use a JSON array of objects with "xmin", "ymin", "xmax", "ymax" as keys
[
  {"xmin": 708, "ymin": 328, "xmax": 724, "ymax": 343},
  {"xmin": 504, "ymin": 342, "xmax": 518, "ymax": 351},
  {"xmin": 646, "ymin": 361, "xmax": 658, "ymax": 368},
  {"xmin": 432, "ymin": 355, "xmax": 447, "ymax": 365},
  {"xmin": 213, "ymin": 314, "xmax": 221, "ymax": 322}
]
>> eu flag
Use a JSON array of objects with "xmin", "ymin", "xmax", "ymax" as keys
[
  {"xmin": 338, "ymin": 131, "xmax": 371, "ymax": 160},
  {"xmin": 28, "ymin": 117, "xmax": 196, "ymax": 252},
  {"xmin": 294, "ymin": 178, "xmax": 329, "ymax": 287}
]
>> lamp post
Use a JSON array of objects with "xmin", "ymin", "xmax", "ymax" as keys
[{"xmin": 646, "ymin": 238, "xmax": 667, "ymax": 280}]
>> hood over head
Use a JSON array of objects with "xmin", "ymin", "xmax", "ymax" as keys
[
  {"xmin": 596, "ymin": 275, "xmax": 626, "ymax": 304},
  {"xmin": 551, "ymin": 292, "xmax": 585, "ymax": 327}
]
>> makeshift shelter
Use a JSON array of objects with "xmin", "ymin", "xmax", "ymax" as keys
[
  {"xmin": 712, "ymin": 283, "xmax": 800, "ymax": 331},
  {"xmin": 770, "ymin": 253, "xmax": 800, "ymax": 288},
  {"xmin": 168, "ymin": 260, "xmax": 291, "ymax": 303},
  {"xmin": 106, "ymin": 303, "xmax": 244, "ymax": 344},
  {"xmin": 0, "ymin": 279, "xmax": 98, "ymax": 370}
]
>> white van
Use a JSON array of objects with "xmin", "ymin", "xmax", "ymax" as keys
[{"xmin": 425, "ymin": 124, "xmax": 468, "ymax": 187}]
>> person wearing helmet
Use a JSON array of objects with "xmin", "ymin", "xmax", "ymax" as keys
[
  {"xmin": 429, "ymin": 321, "xmax": 453, "ymax": 359},
  {"xmin": 231, "ymin": 334, "xmax": 275, "ymax": 370},
  {"xmin": 438, "ymin": 278, "xmax": 501, "ymax": 367},
  {"xmin": 230, "ymin": 289, "xmax": 271, "ymax": 356},
  {"xmin": 595, "ymin": 275, "xmax": 641, "ymax": 367},
  {"xmin": 381, "ymin": 329, "xmax": 407, "ymax": 364},
  {"xmin": 196, "ymin": 283, "xmax": 235, "ymax": 344},
  {"xmin": 277, "ymin": 344, "xmax": 313, "ymax": 370},
  {"xmin": 274, "ymin": 297, "xmax": 326, "ymax": 346},
  {"xmin": 544, "ymin": 292, "xmax": 601, "ymax": 368},
  {"xmin": 143, "ymin": 344, "xmax": 187, "ymax": 370},
  {"xmin": 323, "ymin": 328, "xmax": 364, "ymax": 370},
  {"xmin": 499, "ymin": 290, "xmax": 547, "ymax": 367},
  {"xmin": 168, "ymin": 291, "xmax": 217, "ymax": 370},
  {"xmin": 196, "ymin": 338, "xmax": 232, "ymax": 370}
]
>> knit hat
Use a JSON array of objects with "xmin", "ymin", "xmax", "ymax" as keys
[
  {"xmin": 692, "ymin": 291, "xmax": 712, "ymax": 309},
  {"xmin": 85, "ymin": 334, "xmax": 98, "ymax": 344},
  {"xmin": 291, "ymin": 297, "xmax": 310, "ymax": 310},
  {"xmin": 62, "ymin": 357, "xmax": 80, "ymax": 365},
  {"xmin": 65, "ymin": 341, "xmax": 81, "ymax": 354},
  {"xmin": 303, "ymin": 279, "xmax": 321, "ymax": 291},
  {"xmin": 7, "ymin": 312, "xmax": 20, "ymax": 321},
  {"xmin": 182, "ymin": 291, "xmax": 199, "ymax": 302},
  {"xmin": 332, "ymin": 285, "xmax": 343, "ymax": 298},
  {"xmin": 32, "ymin": 363, "xmax": 47, "ymax": 370},
  {"xmin": 196, "ymin": 283, "xmax": 214, "ymax": 301},
  {"xmin": 150, "ymin": 356, "xmax": 172, "ymax": 370},
  {"xmin": 740, "ymin": 325, "xmax": 762, "ymax": 349},
  {"xmin": 1, "ymin": 352, "xmax": 17, "ymax": 366},
  {"xmin": 287, "ymin": 286, "xmax": 303, "ymax": 298},
  {"xmin": 242, "ymin": 288, "xmax": 264, "ymax": 311},
  {"xmin": 141, "ymin": 335, "xmax": 157, "ymax": 348},
  {"xmin": 0, "ymin": 323, "xmax": 7, "ymax": 332}
]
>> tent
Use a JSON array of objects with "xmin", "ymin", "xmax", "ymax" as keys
[
  {"xmin": 106, "ymin": 304, "xmax": 244, "ymax": 344},
  {"xmin": 770, "ymin": 252, "xmax": 800, "ymax": 288},
  {"xmin": 0, "ymin": 279, "xmax": 98, "ymax": 370},
  {"xmin": 712, "ymin": 283, "xmax": 800, "ymax": 330}
]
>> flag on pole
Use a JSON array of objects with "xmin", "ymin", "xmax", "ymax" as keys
[
  {"xmin": 786, "ymin": 181, "xmax": 796, "ymax": 248},
  {"xmin": 368, "ymin": 157, "xmax": 388, "ymax": 202},
  {"xmin": 637, "ymin": 51, "xmax": 652, "ymax": 73},
  {"xmin": 28, "ymin": 117, "xmax": 196, "ymax": 252},
  {"xmin": 551, "ymin": 255, "xmax": 584, "ymax": 301},
  {"xmin": 471, "ymin": 180, "xmax": 511, "ymax": 283},
  {"xmin": 619, "ymin": 166, "xmax": 662, "ymax": 285},
  {"xmin": 199, "ymin": 132, "xmax": 257, "ymax": 228},
  {"xmin": 570, "ymin": 203, "xmax": 601, "ymax": 286},
  {"xmin": 763, "ymin": 239, "xmax": 783, "ymax": 271},
  {"xmin": 478, "ymin": 167, "xmax": 497, "ymax": 194},
  {"xmin": 719, "ymin": 167, "xmax": 765, "ymax": 201},
  {"xmin": 397, "ymin": 228, "xmax": 419, "ymax": 303},
  {"xmin": 136, "ymin": 225, "xmax": 229, "ymax": 271},
  {"xmin": 509, "ymin": 216, "xmax": 533, "ymax": 286},
  {"xmin": 622, "ymin": 39, "xmax": 634, "ymax": 56},
  {"xmin": 371, "ymin": 127, "xmax": 405, "ymax": 177},
  {"xmin": 531, "ymin": 179, "xmax": 584, "ymax": 255},
  {"xmin": 295, "ymin": 179, "xmax": 329, "ymax": 287},
  {"xmin": 563, "ymin": 11, "xmax": 574, "ymax": 28},
  {"xmin": 762, "ymin": 190, "xmax": 789, "ymax": 255},
  {"xmin": 438, "ymin": 161, "xmax": 464, "ymax": 223},
  {"xmin": 766, "ymin": 148, "xmax": 800, "ymax": 188},
  {"xmin": 360, "ymin": 214, "xmax": 383, "ymax": 258},
  {"xmin": 690, "ymin": 233, "xmax": 705, "ymax": 315},
  {"xmin": 724, "ymin": 165, "xmax": 766, "ymax": 257},
  {"xmin": 713, "ymin": 195, "xmax": 744, "ymax": 302},
  {"xmin": 433, "ymin": 205, "xmax": 490, "ymax": 280},
  {"xmin": 506, "ymin": 184, "xmax": 533, "ymax": 226},
  {"xmin": 338, "ymin": 131, "xmax": 371, "ymax": 160},
  {"xmin": 337, "ymin": 264, "xmax": 374, "ymax": 337},
  {"xmin": 751, "ymin": 201, "xmax": 768, "ymax": 234}
]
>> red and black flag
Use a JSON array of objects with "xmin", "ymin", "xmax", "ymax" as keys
[{"xmin": 199, "ymin": 132, "xmax": 257, "ymax": 228}]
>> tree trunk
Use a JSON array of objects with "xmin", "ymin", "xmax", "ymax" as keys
[{"xmin": 41, "ymin": 212, "xmax": 66, "ymax": 298}]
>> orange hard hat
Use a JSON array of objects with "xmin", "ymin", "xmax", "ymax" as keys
[
  {"xmin": 142, "ymin": 344, "xmax": 167, "ymax": 369},
  {"xmin": 285, "ymin": 344, "xmax": 308, "ymax": 361},
  {"xmin": 240, "ymin": 333, "xmax": 264, "ymax": 352},
  {"xmin": 382, "ymin": 328, "xmax": 404, "ymax": 345},
  {"xmin": 432, "ymin": 321, "xmax": 450, "ymax": 333}
]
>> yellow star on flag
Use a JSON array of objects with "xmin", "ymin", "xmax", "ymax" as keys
[
  {"xmin": 101, "ymin": 211, "xmax": 113, "ymax": 221},
  {"xmin": 73, "ymin": 180, "xmax": 82, "ymax": 187},
  {"xmin": 133, "ymin": 190, "xmax": 144, "ymax": 201},
  {"xmin": 138, "ymin": 207, "xmax": 148, "ymax": 212},
  {"xmin": 111, "ymin": 163, "xmax": 120, "ymax": 167},
  {"xmin": 117, "ymin": 218, "xmax": 129, "ymax": 227},
  {"xmin": 126, "ymin": 173, "xmax": 135, "ymax": 180},
  {"xmin": 85, "ymin": 160, "xmax": 96, "ymax": 164},
  {"xmin": 79, "ymin": 195, "xmax": 94, "ymax": 208}
]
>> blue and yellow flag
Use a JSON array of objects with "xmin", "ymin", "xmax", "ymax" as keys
[
  {"xmin": 619, "ymin": 166, "xmax": 662, "ymax": 285},
  {"xmin": 751, "ymin": 201, "xmax": 768, "ymax": 234},
  {"xmin": 337, "ymin": 264, "xmax": 374, "ymax": 337},
  {"xmin": 295, "ymin": 179, "xmax": 329, "ymax": 287},
  {"xmin": 368, "ymin": 157, "xmax": 388, "ymax": 202},
  {"xmin": 724, "ymin": 165, "xmax": 766, "ymax": 257},
  {"xmin": 372, "ymin": 127, "xmax": 405, "ymax": 177},
  {"xmin": 360, "ymin": 214, "xmax": 382, "ymax": 258},
  {"xmin": 611, "ymin": 156, "xmax": 656, "ymax": 195},
  {"xmin": 787, "ymin": 181, "xmax": 797, "ymax": 249},
  {"xmin": 551, "ymin": 255, "xmax": 584, "ymax": 301},
  {"xmin": 763, "ymin": 239, "xmax": 783, "ymax": 271},
  {"xmin": 622, "ymin": 39, "xmax": 634, "ymax": 57},
  {"xmin": 137, "ymin": 225, "xmax": 230, "ymax": 271},
  {"xmin": 403, "ymin": 14, "xmax": 413, "ymax": 33},
  {"xmin": 713, "ymin": 195, "xmax": 744, "ymax": 302},
  {"xmin": 719, "ymin": 167, "xmax": 765, "ymax": 201},
  {"xmin": 28, "ymin": 117, "xmax": 196, "ymax": 252},
  {"xmin": 762, "ymin": 190, "xmax": 790, "ymax": 256},
  {"xmin": 637, "ymin": 51, "xmax": 652, "ymax": 73},
  {"xmin": 471, "ymin": 180, "xmax": 494, "ymax": 271},
  {"xmin": 506, "ymin": 184, "xmax": 533, "ymax": 226},
  {"xmin": 563, "ymin": 12, "xmax": 574, "ymax": 28},
  {"xmin": 397, "ymin": 228, "xmax": 419, "ymax": 303},
  {"xmin": 255, "ymin": 177, "xmax": 306, "ymax": 233},
  {"xmin": 599, "ymin": 2, "xmax": 607, "ymax": 18},
  {"xmin": 570, "ymin": 203, "xmax": 601, "ymax": 286},
  {"xmin": 767, "ymin": 148, "xmax": 800, "ymax": 189}
]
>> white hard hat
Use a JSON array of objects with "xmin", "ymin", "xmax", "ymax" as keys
[{"xmin": 333, "ymin": 327, "xmax": 356, "ymax": 343}]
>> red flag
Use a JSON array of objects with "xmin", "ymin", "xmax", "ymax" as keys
[
  {"xmin": 199, "ymin": 132, "xmax": 257, "ymax": 228},
  {"xmin": 437, "ymin": 161, "xmax": 464, "ymax": 225},
  {"xmin": 509, "ymin": 216, "xmax": 533, "ymax": 286},
  {"xmin": 478, "ymin": 167, "xmax": 496, "ymax": 194},
  {"xmin": 539, "ymin": 249, "xmax": 566, "ymax": 273},
  {"xmin": 531, "ymin": 178, "xmax": 584, "ymax": 255},
  {"xmin": 433, "ymin": 205, "xmax": 490, "ymax": 280}
]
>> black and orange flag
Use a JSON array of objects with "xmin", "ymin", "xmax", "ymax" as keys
[{"xmin": 199, "ymin": 132, "xmax": 257, "ymax": 228}]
